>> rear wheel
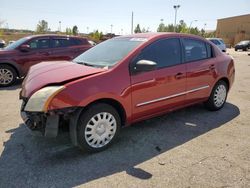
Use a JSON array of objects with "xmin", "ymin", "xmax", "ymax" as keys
[
  {"xmin": 77, "ymin": 103, "xmax": 121, "ymax": 152},
  {"xmin": 0, "ymin": 65, "xmax": 17, "ymax": 87},
  {"xmin": 205, "ymin": 80, "xmax": 228, "ymax": 111}
]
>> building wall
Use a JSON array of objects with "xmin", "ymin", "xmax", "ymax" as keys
[{"xmin": 216, "ymin": 14, "xmax": 250, "ymax": 47}]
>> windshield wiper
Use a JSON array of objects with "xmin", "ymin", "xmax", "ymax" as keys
[{"xmin": 74, "ymin": 61, "xmax": 95, "ymax": 67}]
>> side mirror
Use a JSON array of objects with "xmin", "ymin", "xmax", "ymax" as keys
[
  {"xmin": 133, "ymin": 60, "xmax": 157, "ymax": 73},
  {"xmin": 19, "ymin": 44, "xmax": 31, "ymax": 52}
]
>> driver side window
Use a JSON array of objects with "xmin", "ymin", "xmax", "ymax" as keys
[{"xmin": 136, "ymin": 38, "xmax": 182, "ymax": 69}]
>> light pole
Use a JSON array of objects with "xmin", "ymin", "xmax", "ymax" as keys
[
  {"xmin": 203, "ymin": 23, "xmax": 207, "ymax": 36},
  {"xmin": 86, "ymin": 27, "xmax": 89, "ymax": 34},
  {"xmin": 110, "ymin": 24, "xmax": 113, "ymax": 33},
  {"xmin": 203, "ymin": 23, "xmax": 207, "ymax": 31},
  {"xmin": 189, "ymin": 20, "xmax": 198, "ymax": 32},
  {"xmin": 173, "ymin": 5, "xmax": 181, "ymax": 32},
  {"xmin": 59, "ymin": 21, "xmax": 61, "ymax": 32}
]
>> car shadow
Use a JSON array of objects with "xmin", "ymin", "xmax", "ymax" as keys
[
  {"xmin": 0, "ymin": 103, "xmax": 240, "ymax": 187},
  {"xmin": 0, "ymin": 79, "xmax": 22, "ymax": 90}
]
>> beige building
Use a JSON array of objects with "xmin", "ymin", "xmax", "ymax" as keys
[{"xmin": 216, "ymin": 14, "xmax": 250, "ymax": 46}]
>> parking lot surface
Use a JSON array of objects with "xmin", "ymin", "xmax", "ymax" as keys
[{"xmin": 0, "ymin": 49, "xmax": 249, "ymax": 188}]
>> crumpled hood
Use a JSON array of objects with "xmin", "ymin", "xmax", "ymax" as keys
[{"xmin": 21, "ymin": 61, "xmax": 106, "ymax": 98}]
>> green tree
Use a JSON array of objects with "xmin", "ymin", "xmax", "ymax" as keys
[
  {"xmin": 72, "ymin": 25, "xmax": 78, "ymax": 35},
  {"xmin": 157, "ymin": 23, "xmax": 165, "ymax": 32},
  {"xmin": 90, "ymin": 30, "xmax": 103, "ymax": 41},
  {"xmin": 65, "ymin": 27, "xmax": 72, "ymax": 35},
  {"xmin": 36, "ymin": 20, "xmax": 49, "ymax": 33},
  {"xmin": 134, "ymin": 24, "xmax": 141, "ymax": 33}
]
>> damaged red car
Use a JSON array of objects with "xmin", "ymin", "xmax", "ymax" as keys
[{"xmin": 20, "ymin": 33, "xmax": 235, "ymax": 152}]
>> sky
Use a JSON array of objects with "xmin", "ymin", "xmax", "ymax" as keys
[{"xmin": 0, "ymin": 0, "xmax": 249, "ymax": 34}]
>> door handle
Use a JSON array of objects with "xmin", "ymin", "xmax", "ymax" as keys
[
  {"xmin": 175, "ymin": 72, "xmax": 185, "ymax": 79},
  {"xmin": 209, "ymin": 64, "xmax": 215, "ymax": 70}
]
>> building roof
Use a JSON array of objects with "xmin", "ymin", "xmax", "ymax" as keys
[{"xmin": 218, "ymin": 14, "xmax": 250, "ymax": 21}]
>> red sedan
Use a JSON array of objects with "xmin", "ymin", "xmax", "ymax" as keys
[{"xmin": 20, "ymin": 33, "xmax": 235, "ymax": 152}]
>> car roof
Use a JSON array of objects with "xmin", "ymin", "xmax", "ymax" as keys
[
  {"xmin": 26, "ymin": 34, "xmax": 86, "ymax": 39},
  {"xmin": 117, "ymin": 32, "xmax": 206, "ymax": 41}
]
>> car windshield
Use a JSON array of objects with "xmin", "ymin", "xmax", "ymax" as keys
[
  {"xmin": 4, "ymin": 37, "xmax": 29, "ymax": 50},
  {"xmin": 73, "ymin": 37, "xmax": 146, "ymax": 68}
]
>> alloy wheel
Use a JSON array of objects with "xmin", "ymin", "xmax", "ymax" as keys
[{"xmin": 0, "ymin": 68, "xmax": 14, "ymax": 85}]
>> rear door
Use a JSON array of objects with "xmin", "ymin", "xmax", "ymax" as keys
[
  {"xmin": 69, "ymin": 38, "xmax": 92, "ymax": 57},
  {"xmin": 182, "ymin": 38, "xmax": 217, "ymax": 103},
  {"xmin": 131, "ymin": 38, "xmax": 187, "ymax": 121},
  {"xmin": 50, "ymin": 37, "xmax": 72, "ymax": 61},
  {"xmin": 18, "ymin": 37, "xmax": 51, "ymax": 73}
]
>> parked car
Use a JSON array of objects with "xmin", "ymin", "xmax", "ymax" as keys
[
  {"xmin": 20, "ymin": 33, "xmax": 235, "ymax": 152},
  {"xmin": 0, "ymin": 39, "xmax": 6, "ymax": 48},
  {"xmin": 234, "ymin": 40, "xmax": 250, "ymax": 51},
  {"xmin": 0, "ymin": 34, "xmax": 92, "ymax": 86},
  {"xmin": 206, "ymin": 38, "xmax": 227, "ymax": 52}
]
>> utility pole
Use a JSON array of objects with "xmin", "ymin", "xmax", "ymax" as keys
[
  {"xmin": 131, "ymin": 11, "xmax": 134, "ymax": 34},
  {"xmin": 110, "ymin": 24, "xmax": 113, "ymax": 33},
  {"xmin": 173, "ymin": 5, "xmax": 181, "ymax": 32}
]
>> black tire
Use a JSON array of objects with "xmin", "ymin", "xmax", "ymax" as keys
[
  {"xmin": 77, "ymin": 103, "xmax": 121, "ymax": 152},
  {"xmin": 243, "ymin": 48, "xmax": 247, "ymax": 51},
  {"xmin": 204, "ymin": 80, "xmax": 228, "ymax": 111},
  {"xmin": 0, "ymin": 64, "xmax": 17, "ymax": 87},
  {"xmin": 234, "ymin": 48, "xmax": 237, "ymax": 51}
]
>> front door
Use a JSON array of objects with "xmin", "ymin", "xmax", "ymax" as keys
[{"xmin": 130, "ymin": 38, "xmax": 187, "ymax": 122}]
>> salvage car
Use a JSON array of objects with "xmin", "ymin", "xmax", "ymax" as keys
[
  {"xmin": 0, "ymin": 34, "xmax": 92, "ymax": 86},
  {"xmin": 20, "ymin": 33, "xmax": 235, "ymax": 152}
]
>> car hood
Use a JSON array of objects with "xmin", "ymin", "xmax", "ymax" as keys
[
  {"xmin": 21, "ymin": 61, "xmax": 106, "ymax": 98},
  {"xmin": 0, "ymin": 49, "xmax": 15, "ymax": 56}
]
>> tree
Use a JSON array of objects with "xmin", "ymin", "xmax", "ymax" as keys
[
  {"xmin": 65, "ymin": 27, "xmax": 72, "ymax": 35},
  {"xmin": 157, "ymin": 23, "xmax": 165, "ymax": 32},
  {"xmin": 36, "ymin": 20, "xmax": 49, "ymax": 33},
  {"xmin": 134, "ymin": 24, "xmax": 141, "ymax": 33},
  {"xmin": 72, "ymin": 25, "xmax": 78, "ymax": 35},
  {"xmin": 90, "ymin": 30, "xmax": 103, "ymax": 41}
]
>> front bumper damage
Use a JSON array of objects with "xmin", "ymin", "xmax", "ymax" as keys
[
  {"xmin": 20, "ymin": 110, "xmax": 59, "ymax": 137},
  {"xmin": 20, "ymin": 97, "xmax": 78, "ymax": 140}
]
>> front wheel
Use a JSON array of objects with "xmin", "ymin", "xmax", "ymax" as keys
[
  {"xmin": 205, "ymin": 80, "xmax": 228, "ymax": 111},
  {"xmin": 0, "ymin": 65, "xmax": 17, "ymax": 87},
  {"xmin": 77, "ymin": 103, "xmax": 121, "ymax": 152}
]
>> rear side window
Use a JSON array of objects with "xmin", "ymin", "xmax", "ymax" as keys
[
  {"xmin": 137, "ymin": 38, "xmax": 182, "ymax": 68},
  {"xmin": 29, "ymin": 38, "xmax": 50, "ymax": 49},
  {"xmin": 52, "ymin": 38, "xmax": 70, "ymax": 48},
  {"xmin": 183, "ymin": 39, "xmax": 208, "ymax": 62},
  {"xmin": 70, "ymin": 38, "xmax": 89, "ymax": 46}
]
